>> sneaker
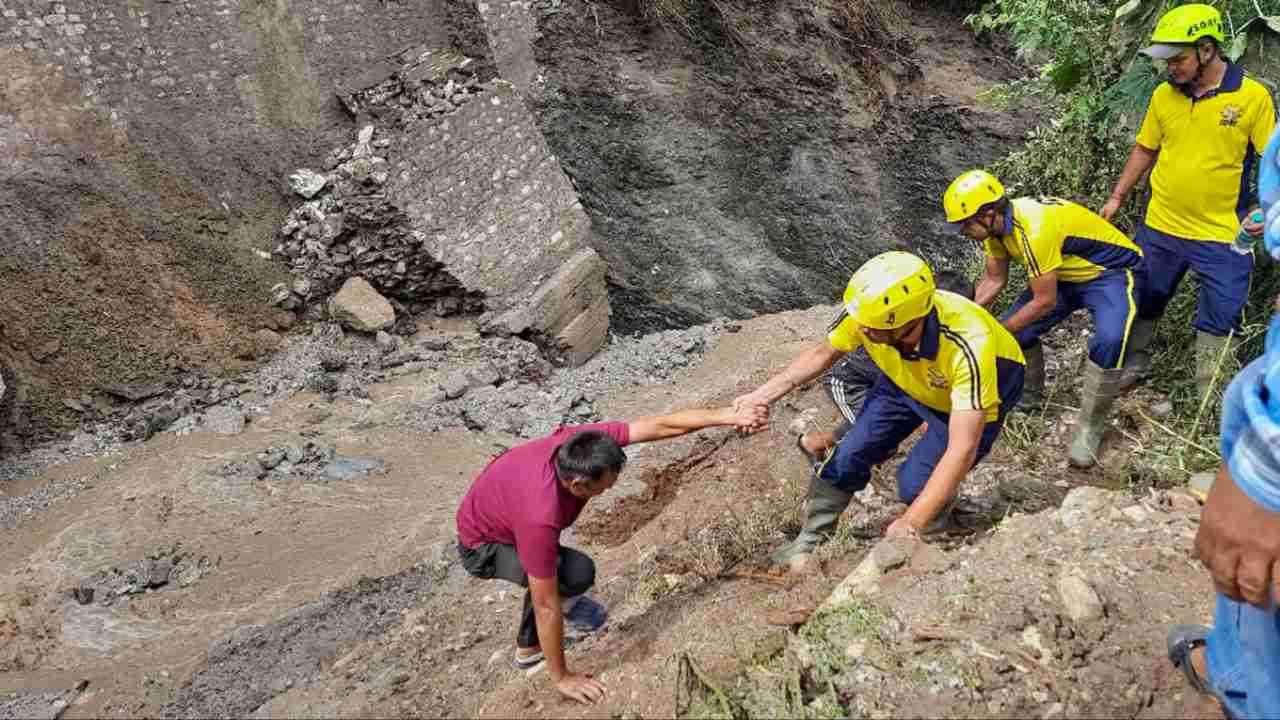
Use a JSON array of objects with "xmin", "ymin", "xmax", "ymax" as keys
[
  {"xmin": 512, "ymin": 648, "xmax": 545, "ymax": 670},
  {"xmin": 563, "ymin": 595, "xmax": 608, "ymax": 632}
]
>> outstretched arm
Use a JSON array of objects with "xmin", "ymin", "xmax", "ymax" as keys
[
  {"xmin": 627, "ymin": 404, "xmax": 766, "ymax": 444},
  {"xmin": 734, "ymin": 341, "xmax": 846, "ymax": 411}
]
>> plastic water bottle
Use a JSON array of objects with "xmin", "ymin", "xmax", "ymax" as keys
[{"xmin": 1234, "ymin": 209, "xmax": 1264, "ymax": 255}]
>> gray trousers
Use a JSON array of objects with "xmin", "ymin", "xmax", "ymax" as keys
[{"xmin": 457, "ymin": 541, "xmax": 595, "ymax": 648}]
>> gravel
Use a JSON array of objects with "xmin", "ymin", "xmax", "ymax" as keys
[{"xmin": 0, "ymin": 475, "xmax": 92, "ymax": 530}]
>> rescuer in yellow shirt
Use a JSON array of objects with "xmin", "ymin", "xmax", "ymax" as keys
[
  {"xmin": 734, "ymin": 252, "xmax": 1025, "ymax": 566},
  {"xmin": 1101, "ymin": 3, "xmax": 1276, "ymax": 390},
  {"xmin": 943, "ymin": 170, "xmax": 1143, "ymax": 468}
]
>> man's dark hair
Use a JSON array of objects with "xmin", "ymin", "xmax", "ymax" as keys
[
  {"xmin": 555, "ymin": 431, "xmax": 627, "ymax": 484},
  {"xmin": 935, "ymin": 270, "xmax": 975, "ymax": 301}
]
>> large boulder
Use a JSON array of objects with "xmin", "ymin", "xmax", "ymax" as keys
[{"xmin": 328, "ymin": 278, "xmax": 396, "ymax": 333}]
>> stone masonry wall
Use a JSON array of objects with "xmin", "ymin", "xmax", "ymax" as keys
[
  {"xmin": 274, "ymin": 37, "xmax": 610, "ymax": 364},
  {"xmin": 0, "ymin": 0, "xmax": 453, "ymax": 203}
]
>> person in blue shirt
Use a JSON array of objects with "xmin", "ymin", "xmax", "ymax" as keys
[{"xmin": 1166, "ymin": 130, "xmax": 1280, "ymax": 720}]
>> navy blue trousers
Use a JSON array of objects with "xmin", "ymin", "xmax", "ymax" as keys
[
  {"xmin": 1003, "ymin": 268, "xmax": 1139, "ymax": 369},
  {"xmin": 818, "ymin": 370, "xmax": 1022, "ymax": 501},
  {"xmin": 1135, "ymin": 224, "xmax": 1254, "ymax": 336}
]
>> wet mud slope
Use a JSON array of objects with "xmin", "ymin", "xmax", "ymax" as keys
[{"xmin": 529, "ymin": 0, "xmax": 1037, "ymax": 332}]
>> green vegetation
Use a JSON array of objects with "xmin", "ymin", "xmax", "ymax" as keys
[{"xmin": 969, "ymin": 0, "xmax": 1280, "ymax": 479}]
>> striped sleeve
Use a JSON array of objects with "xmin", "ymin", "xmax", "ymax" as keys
[
  {"xmin": 827, "ymin": 308, "xmax": 864, "ymax": 353},
  {"xmin": 940, "ymin": 328, "xmax": 999, "ymax": 413}
]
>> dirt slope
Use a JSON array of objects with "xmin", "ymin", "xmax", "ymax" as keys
[{"xmin": 0, "ymin": 304, "xmax": 1216, "ymax": 720}]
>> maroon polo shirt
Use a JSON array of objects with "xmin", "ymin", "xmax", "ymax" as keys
[{"xmin": 455, "ymin": 422, "xmax": 630, "ymax": 578}]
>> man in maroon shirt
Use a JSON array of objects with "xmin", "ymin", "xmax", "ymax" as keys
[{"xmin": 455, "ymin": 404, "xmax": 763, "ymax": 705}]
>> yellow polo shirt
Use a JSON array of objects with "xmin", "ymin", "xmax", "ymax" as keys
[
  {"xmin": 827, "ymin": 291, "xmax": 1025, "ymax": 422},
  {"xmin": 986, "ymin": 197, "xmax": 1143, "ymax": 283},
  {"xmin": 1136, "ymin": 63, "xmax": 1276, "ymax": 243}
]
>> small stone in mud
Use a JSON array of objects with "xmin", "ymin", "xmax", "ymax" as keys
[
  {"xmin": 376, "ymin": 331, "xmax": 397, "ymax": 353},
  {"xmin": 441, "ymin": 372, "xmax": 470, "ymax": 400},
  {"xmin": 418, "ymin": 335, "xmax": 450, "ymax": 351},
  {"xmin": 257, "ymin": 448, "xmax": 286, "ymax": 471},
  {"xmin": 321, "ymin": 456, "xmax": 384, "ymax": 481}
]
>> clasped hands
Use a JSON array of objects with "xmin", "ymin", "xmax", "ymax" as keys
[{"xmin": 730, "ymin": 391, "xmax": 772, "ymax": 435}]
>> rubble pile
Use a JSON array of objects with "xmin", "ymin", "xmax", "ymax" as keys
[
  {"xmin": 270, "ymin": 123, "xmax": 482, "ymax": 318},
  {"xmin": 73, "ymin": 544, "xmax": 219, "ymax": 607},
  {"xmin": 270, "ymin": 47, "xmax": 491, "ymax": 318}
]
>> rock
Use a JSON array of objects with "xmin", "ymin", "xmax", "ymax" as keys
[
  {"xmin": 466, "ymin": 364, "xmax": 501, "ymax": 388},
  {"xmin": 1057, "ymin": 486, "xmax": 1112, "ymax": 529},
  {"xmin": 375, "ymin": 331, "xmax": 397, "ymax": 353},
  {"xmin": 1120, "ymin": 504, "xmax": 1148, "ymax": 523},
  {"xmin": 1057, "ymin": 570, "xmax": 1104, "ymax": 622},
  {"xmin": 288, "ymin": 169, "xmax": 328, "ymax": 199},
  {"xmin": 1042, "ymin": 703, "xmax": 1065, "ymax": 720},
  {"xmin": 201, "ymin": 406, "xmax": 247, "ymax": 435},
  {"xmin": 146, "ymin": 558, "xmax": 173, "ymax": 588},
  {"xmin": 328, "ymin": 277, "xmax": 395, "ymax": 333},
  {"xmin": 490, "ymin": 248, "xmax": 610, "ymax": 367},
  {"xmin": 321, "ymin": 456, "xmax": 384, "ymax": 481},
  {"xmin": 62, "ymin": 398, "xmax": 85, "ymax": 413},
  {"xmin": 824, "ymin": 553, "xmax": 883, "ymax": 607},
  {"xmin": 271, "ymin": 283, "xmax": 298, "ymax": 309},
  {"xmin": 99, "ymin": 382, "xmax": 166, "ymax": 401},
  {"xmin": 1150, "ymin": 400, "xmax": 1174, "ymax": 418},
  {"xmin": 253, "ymin": 329, "xmax": 283, "ymax": 356},
  {"xmin": 1021, "ymin": 625, "xmax": 1051, "ymax": 658},
  {"xmin": 418, "ymin": 335, "xmax": 450, "ymax": 351},
  {"xmin": 257, "ymin": 448, "xmax": 286, "ymax": 471},
  {"xmin": 380, "ymin": 350, "xmax": 419, "ymax": 369},
  {"xmin": 441, "ymin": 371, "xmax": 470, "ymax": 400},
  {"xmin": 871, "ymin": 537, "xmax": 914, "ymax": 572}
]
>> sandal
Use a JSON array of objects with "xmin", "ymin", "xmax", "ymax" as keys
[
  {"xmin": 795, "ymin": 434, "xmax": 832, "ymax": 477},
  {"xmin": 1167, "ymin": 624, "xmax": 1211, "ymax": 695}
]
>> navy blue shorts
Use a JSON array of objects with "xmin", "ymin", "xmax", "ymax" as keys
[
  {"xmin": 818, "ymin": 368, "xmax": 1023, "ymax": 502},
  {"xmin": 1135, "ymin": 224, "xmax": 1254, "ymax": 336},
  {"xmin": 1002, "ymin": 268, "xmax": 1140, "ymax": 369}
]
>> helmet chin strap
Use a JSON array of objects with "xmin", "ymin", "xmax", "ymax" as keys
[{"xmin": 1173, "ymin": 46, "xmax": 1208, "ymax": 90}]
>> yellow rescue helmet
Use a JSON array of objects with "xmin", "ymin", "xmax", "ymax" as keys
[
  {"xmin": 1141, "ymin": 4, "xmax": 1225, "ymax": 59},
  {"xmin": 943, "ymin": 169, "xmax": 1006, "ymax": 224},
  {"xmin": 843, "ymin": 252, "xmax": 936, "ymax": 330}
]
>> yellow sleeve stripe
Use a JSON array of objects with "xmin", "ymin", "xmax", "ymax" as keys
[{"xmin": 938, "ymin": 326, "xmax": 982, "ymax": 410}]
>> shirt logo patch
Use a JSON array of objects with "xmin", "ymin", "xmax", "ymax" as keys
[
  {"xmin": 1220, "ymin": 104, "xmax": 1242, "ymax": 127},
  {"xmin": 927, "ymin": 367, "xmax": 949, "ymax": 390}
]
